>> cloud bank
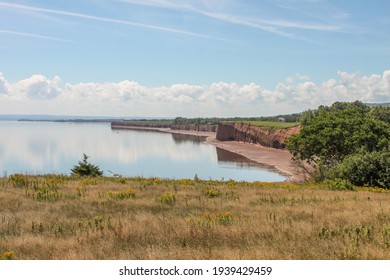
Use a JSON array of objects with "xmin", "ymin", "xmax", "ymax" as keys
[{"xmin": 0, "ymin": 70, "xmax": 389, "ymax": 117}]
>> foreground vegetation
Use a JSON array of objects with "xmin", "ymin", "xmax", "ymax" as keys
[{"xmin": 1, "ymin": 175, "xmax": 390, "ymax": 260}]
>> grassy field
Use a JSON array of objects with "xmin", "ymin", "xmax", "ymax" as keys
[
  {"xmin": 1, "ymin": 175, "xmax": 390, "ymax": 260},
  {"xmin": 243, "ymin": 121, "xmax": 299, "ymax": 129}
]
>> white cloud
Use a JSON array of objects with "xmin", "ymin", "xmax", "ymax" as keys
[
  {"xmin": 384, "ymin": 70, "xmax": 390, "ymax": 91},
  {"xmin": 117, "ymin": 81, "xmax": 145, "ymax": 101},
  {"xmin": 0, "ymin": 70, "xmax": 389, "ymax": 117},
  {"xmin": 13, "ymin": 75, "xmax": 62, "ymax": 99},
  {"xmin": 0, "ymin": 72, "xmax": 9, "ymax": 94}
]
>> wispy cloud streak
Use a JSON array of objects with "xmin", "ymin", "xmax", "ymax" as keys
[
  {"xmin": 0, "ymin": 1, "xmax": 226, "ymax": 41},
  {"xmin": 120, "ymin": 0, "xmax": 344, "ymax": 37},
  {"xmin": 0, "ymin": 29, "xmax": 70, "ymax": 42}
]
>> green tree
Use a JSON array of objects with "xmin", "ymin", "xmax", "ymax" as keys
[
  {"xmin": 71, "ymin": 154, "xmax": 103, "ymax": 177},
  {"xmin": 368, "ymin": 106, "xmax": 390, "ymax": 124},
  {"xmin": 287, "ymin": 101, "xmax": 390, "ymax": 182}
]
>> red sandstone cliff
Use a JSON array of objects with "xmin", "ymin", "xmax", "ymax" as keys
[
  {"xmin": 170, "ymin": 124, "xmax": 217, "ymax": 132},
  {"xmin": 111, "ymin": 120, "xmax": 299, "ymax": 149},
  {"xmin": 216, "ymin": 123, "xmax": 300, "ymax": 149}
]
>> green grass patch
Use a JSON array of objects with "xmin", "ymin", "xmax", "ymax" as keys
[{"xmin": 243, "ymin": 121, "xmax": 299, "ymax": 129}]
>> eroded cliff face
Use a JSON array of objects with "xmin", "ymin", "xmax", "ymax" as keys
[
  {"xmin": 111, "ymin": 120, "xmax": 299, "ymax": 149},
  {"xmin": 216, "ymin": 123, "xmax": 300, "ymax": 149},
  {"xmin": 171, "ymin": 124, "xmax": 217, "ymax": 132}
]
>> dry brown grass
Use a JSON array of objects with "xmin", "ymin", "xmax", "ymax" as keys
[{"xmin": 1, "ymin": 175, "xmax": 390, "ymax": 260}]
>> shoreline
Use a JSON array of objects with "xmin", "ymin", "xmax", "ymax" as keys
[
  {"xmin": 111, "ymin": 125, "xmax": 302, "ymax": 182},
  {"xmin": 206, "ymin": 137, "xmax": 299, "ymax": 182}
]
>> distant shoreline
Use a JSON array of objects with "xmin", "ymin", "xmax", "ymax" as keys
[{"xmin": 111, "ymin": 125, "xmax": 300, "ymax": 182}]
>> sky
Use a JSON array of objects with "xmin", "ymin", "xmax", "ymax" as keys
[{"xmin": 0, "ymin": 0, "xmax": 389, "ymax": 117}]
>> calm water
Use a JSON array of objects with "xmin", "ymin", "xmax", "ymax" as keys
[{"xmin": 0, "ymin": 121, "xmax": 287, "ymax": 182}]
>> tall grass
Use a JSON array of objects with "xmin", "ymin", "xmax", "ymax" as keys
[{"xmin": 0, "ymin": 175, "xmax": 389, "ymax": 259}]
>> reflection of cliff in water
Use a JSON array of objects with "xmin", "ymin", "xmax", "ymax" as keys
[
  {"xmin": 216, "ymin": 147, "xmax": 276, "ymax": 171},
  {"xmin": 170, "ymin": 133, "xmax": 206, "ymax": 145}
]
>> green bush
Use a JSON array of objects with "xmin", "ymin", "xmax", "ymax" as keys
[
  {"xmin": 9, "ymin": 174, "xmax": 29, "ymax": 188},
  {"xmin": 204, "ymin": 189, "xmax": 221, "ymax": 198},
  {"xmin": 106, "ymin": 188, "xmax": 136, "ymax": 200},
  {"xmin": 324, "ymin": 178, "xmax": 356, "ymax": 191},
  {"xmin": 335, "ymin": 151, "xmax": 390, "ymax": 189},
  {"xmin": 156, "ymin": 192, "xmax": 176, "ymax": 205},
  {"xmin": 1, "ymin": 251, "xmax": 15, "ymax": 260}
]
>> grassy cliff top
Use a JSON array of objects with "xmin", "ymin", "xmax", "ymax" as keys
[{"xmin": 242, "ymin": 120, "xmax": 300, "ymax": 129}]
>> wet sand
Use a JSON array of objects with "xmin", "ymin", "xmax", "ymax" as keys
[{"xmin": 112, "ymin": 125, "xmax": 301, "ymax": 182}]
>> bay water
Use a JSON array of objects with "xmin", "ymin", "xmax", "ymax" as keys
[{"xmin": 0, "ymin": 121, "xmax": 286, "ymax": 182}]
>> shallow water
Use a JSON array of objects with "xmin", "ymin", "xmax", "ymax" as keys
[{"xmin": 0, "ymin": 121, "xmax": 287, "ymax": 182}]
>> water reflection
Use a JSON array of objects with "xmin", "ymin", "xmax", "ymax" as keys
[
  {"xmin": 0, "ymin": 121, "xmax": 286, "ymax": 181},
  {"xmin": 170, "ymin": 133, "xmax": 206, "ymax": 145},
  {"xmin": 216, "ymin": 147, "xmax": 277, "ymax": 172}
]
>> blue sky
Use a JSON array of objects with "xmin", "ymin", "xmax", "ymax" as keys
[{"xmin": 0, "ymin": 0, "xmax": 389, "ymax": 117}]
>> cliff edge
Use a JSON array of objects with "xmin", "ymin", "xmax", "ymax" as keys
[{"xmin": 216, "ymin": 122, "xmax": 300, "ymax": 149}]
